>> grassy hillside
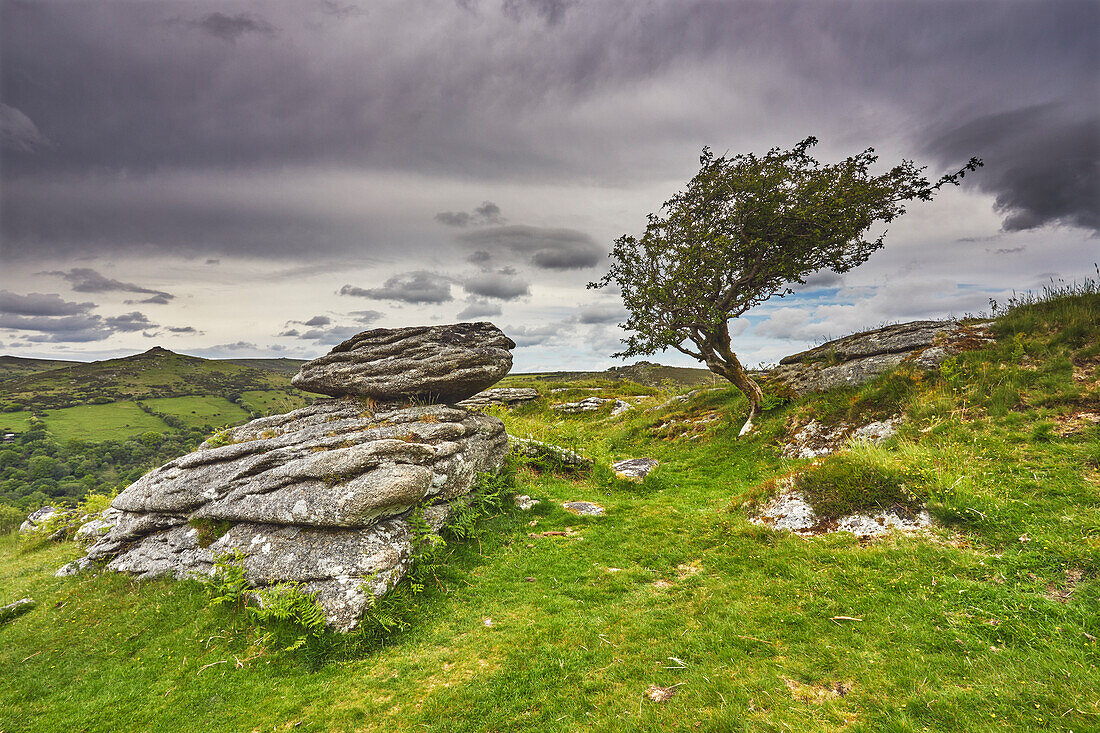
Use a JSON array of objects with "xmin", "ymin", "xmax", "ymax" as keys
[
  {"xmin": 0, "ymin": 347, "xmax": 305, "ymax": 413},
  {"xmin": 1, "ymin": 290, "xmax": 1097, "ymax": 731},
  {"xmin": 219, "ymin": 357, "xmax": 309, "ymax": 376},
  {"xmin": 0, "ymin": 356, "xmax": 82, "ymax": 382},
  {"xmin": 500, "ymin": 361, "xmax": 717, "ymax": 389}
]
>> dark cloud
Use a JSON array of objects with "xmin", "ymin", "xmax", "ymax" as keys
[
  {"xmin": 190, "ymin": 13, "xmax": 275, "ymax": 42},
  {"xmin": 133, "ymin": 294, "xmax": 172, "ymax": 305},
  {"xmin": 302, "ymin": 315, "xmax": 331, "ymax": 327},
  {"xmin": 167, "ymin": 325, "xmax": 200, "ymax": 334},
  {"xmin": 922, "ymin": 103, "xmax": 1099, "ymax": 233},
  {"xmin": 456, "ymin": 298, "xmax": 503, "ymax": 320},
  {"xmin": 575, "ymin": 303, "xmax": 627, "ymax": 324},
  {"xmin": 435, "ymin": 201, "xmax": 505, "ymax": 228},
  {"xmin": 0, "ymin": 104, "xmax": 51, "ymax": 153},
  {"xmin": 349, "ymin": 310, "xmax": 383, "ymax": 324},
  {"xmin": 205, "ymin": 258, "xmax": 221, "ymax": 265},
  {"xmin": 462, "ymin": 268, "xmax": 530, "ymax": 300},
  {"xmin": 45, "ymin": 268, "xmax": 174, "ymax": 302},
  {"xmin": 0, "ymin": 291, "xmax": 93, "ymax": 316},
  {"xmin": 319, "ymin": 2, "xmax": 366, "ymax": 19},
  {"xmin": 502, "ymin": 0, "xmax": 573, "ymax": 25},
  {"xmin": 340, "ymin": 272, "xmax": 453, "ymax": 304},
  {"xmin": 457, "ymin": 226, "xmax": 602, "ymax": 270},
  {"xmin": 104, "ymin": 311, "xmax": 154, "ymax": 332}
]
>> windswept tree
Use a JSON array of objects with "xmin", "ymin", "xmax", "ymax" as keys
[{"xmin": 590, "ymin": 137, "xmax": 981, "ymax": 435}]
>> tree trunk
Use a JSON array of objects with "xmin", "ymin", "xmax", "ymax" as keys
[{"xmin": 700, "ymin": 322, "xmax": 764, "ymax": 436}]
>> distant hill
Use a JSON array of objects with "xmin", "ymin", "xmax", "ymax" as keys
[
  {"xmin": 0, "ymin": 355, "xmax": 83, "ymax": 382},
  {"xmin": 0, "ymin": 346, "xmax": 313, "ymax": 412},
  {"xmin": 501, "ymin": 361, "xmax": 718, "ymax": 388},
  {"xmin": 219, "ymin": 357, "xmax": 308, "ymax": 375}
]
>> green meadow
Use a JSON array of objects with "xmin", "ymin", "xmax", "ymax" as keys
[
  {"xmin": 0, "ymin": 291, "xmax": 1097, "ymax": 732},
  {"xmin": 143, "ymin": 396, "xmax": 251, "ymax": 430},
  {"xmin": 38, "ymin": 402, "xmax": 171, "ymax": 443}
]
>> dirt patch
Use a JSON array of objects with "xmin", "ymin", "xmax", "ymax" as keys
[
  {"xmin": 1045, "ymin": 568, "xmax": 1085, "ymax": 603},
  {"xmin": 1072, "ymin": 355, "xmax": 1100, "ymax": 384},
  {"xmin": 784, "ymin": 678, "xmax": 853, "ymax": 704},
  {"xmin": 1053, "ymin": 410, "xmax": 1100, "ymax": 436}
]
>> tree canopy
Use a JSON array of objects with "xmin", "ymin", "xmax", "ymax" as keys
[{"xmin": 590, "ymin": 137, "xmax": 981, "ymax": 434}]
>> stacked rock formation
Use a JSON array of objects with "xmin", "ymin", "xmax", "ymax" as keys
[
  {"xmin": 59, "ymin": 323, "xmax": 515, "ymax": 631},
  {"xmin": 768, "ymin": 320, "xmax": 994, "ymax": 395}
]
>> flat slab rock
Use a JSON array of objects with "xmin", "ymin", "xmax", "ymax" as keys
[
  {"xmin": 782, "ymin": 417, "xmax": 902, "ymax": 459},
  {"xmin": 562, "ymin": 501, "xmax": 605, "ymax": 516},
  {"xmin": 753, "ymin": 488, "xmax": 932, "ymax": 539},
  {"xmin": 509, "ymin": 435, "xmax": 592, "ymax": 469},
  {"xmin": 457, "ymin": 387, "xmax": 540, "ymax": 408},
  {"xmin": 612, "ymin": 458, "xmax": 659, "ymax": 481},
  {"xmin": 292, "ymin": 322, "xmax": 515, "ymax": 403},
  {"xmin": 59, "ymin": 398, "xmax": 508, "ymax": 631},
  {"xmin": 769, "ymin": 320, "xmax": 994, "ymax": 394}
]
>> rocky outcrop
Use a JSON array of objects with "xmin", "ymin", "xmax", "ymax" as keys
[
  {"xmin": 769, "ymin": 320, "xmax": 994, "ymax": 394},
  {"xmin": 781, "ymin": 417, "xmax": 902, "ymax": 459},
  {"xmin": 612, "ymin": 458, "xmax": 659, "ymax": 481},
  {"xmin": 19, "ymin": 505, "xmax": 65, "ymax": 535},
  {"xmin": 457, "ymin": 387, "xmax": 540, "ymax": 408},
  {"xmin": 61, "ymin": 323, "xmax": 514, "ymax": 631},
  {"xmin": 509, "ymin": 436, "xmax": 592, "ymax": 471},
  {"xmin": 291, "ymin": 322, "xmax": 514, "ymax": 403}
]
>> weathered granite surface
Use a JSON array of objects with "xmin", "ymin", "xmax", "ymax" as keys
[
  {"xmin": 60, "ymin": 398, "xmax": 509, "ymax": 630},
  {"xmin": 292, "ymin": 323, "xmax": 515, "ymax": 402},
  {"xmin": 457, "ymin": 387, "xmax": 540, "ymax": 408},
  {"xmin": 769, "ymin": 320, "xmax": 994, "ymax": 394}
]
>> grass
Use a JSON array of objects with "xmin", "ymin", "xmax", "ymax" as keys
[
  {"xmin": 238, "ymin": 389, "xmax": 314, "ymax": 417},
  {"xmin": 38, "ymin": 402, "xmax": 171, "ymax": 442},
  {"xmin": 0, "ymin": 411, "xmax": 35, "ymax": 434},
  {"xmin": 143, "ymin": 396, "xmax": 251, "ymax": 430},
  {"xmin": 1, "ymin": 290, "xmax": 1098, "ymax": 731}
]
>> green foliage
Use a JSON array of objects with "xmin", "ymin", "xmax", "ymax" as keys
[
  {"xmin": 589, "ymin": 137, "xmax": 981, "ymax": 414},
  {"xmin": 0, "ymin": 504, "xmax": 23, "ymax": 535},
  {"xmin": 207, "ymin": 551, "xmax": 250, "ymax": 610},
  {"xmin": 249, "ymin": 582, "xmax": 329, "ymax": 654},
  {"xmin": 188, "ymin": 518, "xmax": 234, "ymax": 548},
  {"xmin": 795, "ymin": 449, "xmax": 927, "ymax": 521},
  {"xmin": 204, "ymin": 428, "xmax": 237, "ymax": 449}
]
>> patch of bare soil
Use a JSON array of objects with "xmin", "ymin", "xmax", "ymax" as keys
[
  {"xmin": 1045, "ymin": 568, "xmax": 1085, "ymax": 604},
  {"xmin": 784, "ymin": 678, "xmax": 853, "ymax": 704},
  {"xmin": 1053, "ymin": 410, "xmax": 1100, "ymax": 436}
]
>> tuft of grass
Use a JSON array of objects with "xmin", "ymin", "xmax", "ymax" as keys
[{"xmin": 794, "ymin": 448, "xmax": 927, "ymax": 520}]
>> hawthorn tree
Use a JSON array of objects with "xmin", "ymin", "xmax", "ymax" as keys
[{"xmin": 590, "ymin": 137, "xmax": 981, "ymax": 435}]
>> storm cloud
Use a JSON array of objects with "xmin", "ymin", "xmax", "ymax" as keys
[
  {"xmin": 457, "ymin": 226, "xmax": 603, "ymax": 270},
  {"xmin": 340, "ymin": 272, "xmax": 454, "ymax": 304},
  {"xmin": 45, "ymin": 268, "xmax": 174, "ymax": 302}
]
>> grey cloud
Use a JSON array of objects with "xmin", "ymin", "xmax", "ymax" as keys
[
  {"xmin": 46, "ymin": 268, "xmax": 174, "ymax": 302},
  {"xmin": 0, "ymin": 104, "xmax": 51, "ymax": 153},
  {"xmin": 205, "ymin": 258, "xmax": 221, "ymax": 265},
  {"xmin": 575, "ymin": 303, "xmax": 627, "ymax": 324},
  {"xmin": 104, "ymin": 311, "xmax": 155, "ymax": 332},
  {"xmin": 0, "ymin": 291, "xmax": 93, "ymax": 316},
  {"xmin": 340, "ymin": 272, "xmax": 453, "ymax": 304},
  {"xmin": 502, "ymin": 0, "xmax": 573, "ymax": 25},
  {"xmin": 167, "ymin": 325, "xmax": 200, "ymax": 334},
  {"xmin": 132, "ymin": 294, "xmax": 172, "ymax": 305},
  {"xmin": 922, "ymin": 103, "xmax": 1099, "ymax": 233},
  {"xmin": 456, "ymin": 298, "xmax": 503, "ymax": 319},
  {"xmin": 319, "ymin": 2, "xmax": 366, "ymax": 19},
  {"xmin": 457, "ymin": 225, "xmax": 602, "ymax": 270},
  {"xmin": 190, "ymin": 13, "xmax": 275, "ymax": 42},
  {"xmin": 462, "ymin": 268, "xmax": 530, "ymax": 300},
  {"xmin": 349, "ymin": 310, "xmax": 383, "ymax": 324},
  {"xmin": 506, "ymin": 323, "xmax": 560, "ymax": 347},
  {"xmin": 303, "ymin": 315, "xmax": 331, "ymax": 326},
  {"xmin": 435, "ymin": 201, "xmax": 505, "ymax": 228},
  {"xmin": 278, "ymin": 328, "xmax": 300, "ymax": 337}
]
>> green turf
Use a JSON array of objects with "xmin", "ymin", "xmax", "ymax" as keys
[
  {"xmin": 39, "ymin": 402, "xmax": 171, "ymax": 442},
  {"xmin": 1, "ymin": 291, "xmax": 1097, "ymax": 731},
  {"xmin": 0, "ymin": 412, "xmax": 35, "ymax": 434},
  {"xmin": 238, "ymin": 390, "xmax": 313, "ymax": 416},
  {"xmin": 143, "ymin": 396, "xmax": 251, "ymax": 430}
]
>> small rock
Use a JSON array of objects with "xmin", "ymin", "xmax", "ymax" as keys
[
  {"xmin": 752, "ymin": 485, "xmax": 932, "ymax": 538},
  {"xmin": 562, "ymin": 501, "xmax": 605, "ymax": 516},
  {"xmin": 0, "ymin": 597, "xmax": 35, "ymax": 624},
  {"xmin": 610, "ymin": 400, "xmax": 632, "ymax": 417},
  {"xmin": 483, "ymin": 617, "xmax": 494, "ymax": 627},
  {"xmin": 524, "ymin": 577, "xmax": 535, "ymax": 582},
  {"xmin": 612, "ymin": 458, "xmax": 659, "ymax": 481},
  {"xmin": 19, "ymin": 506, "xmax": 62, "ymax": 535},
  {"xmin": 458, "ymin": 388, "xmax": 540, "ymax": 408},
  {"xmin": 551, "ymin": 397, "xmax": 611, "ymax": 413},
  {"xmin": 514, "ymin": 494, "xmax": 540, "ymax": 511},
  {"xmin": 509, "ymin": 436, "xmax": 592, "ymax": 470}
]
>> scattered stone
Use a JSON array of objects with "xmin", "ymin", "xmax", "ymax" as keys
[
  {"xmin": 610, "ymin": 400, "xmax": 632, "ymax": 417},
  {"xmin": 509, "ymin": 435, "xmax": 592, "ymax": 470},
  {"xmin": 0, "ymin": 598, "xmax": 35, "ymax": 624},
  {"xmin": 562, "ymin": 501, "xmax": 605, "ymax": 516},
  {"xmin": 457, "ymin": 387, "xmax": 540, "ymax": 408},
  {"xmin": 551, "ymin": 397, "xmax": 611, "ymax": 413},
  {"xmin": 752, "ymin": 483, "xmax": 932, "ymax": 538},
  {"xmin": 514, "ymin": 494, "xmax": 540, "ymax": 511},
  {"xmin": 612, "ymin": 458, "xmax": 659, "ymax": 481},
  {"xmin": 19, "ymin": 506, "xmax": 67, "ymax": 535},
  {"xmin": 652, "ymin": 388, "xmax": 720, "ymax": 411},
  {"xmin": 646, "ymin": 684, "xmax": 678, "ymax": 703},
  {"xmin": 291, "ymin": 322, "xmax": 515, "ymax": 403},
  {"xmin": 770, "ymin": 320, "xmax": 994, "ymax": 395},
  {"xmin": 781, "ymin": 416, "xmax": 902, "ymax": 459}
]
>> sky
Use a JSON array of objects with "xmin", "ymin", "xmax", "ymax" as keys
[{"xmin": 1, "ymin": 0, "xmax": 1097, "ymax": 372}]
